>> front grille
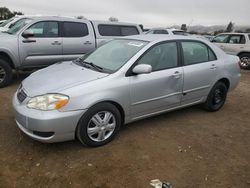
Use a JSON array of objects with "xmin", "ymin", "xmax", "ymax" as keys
[{"xmin": 17, "ymin": 89, "xmax": 27, "ymax": 103}]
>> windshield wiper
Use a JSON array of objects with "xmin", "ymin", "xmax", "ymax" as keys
[{"xmin": 74, "ymin": 58, "xmax": 103, "ymax": 72}]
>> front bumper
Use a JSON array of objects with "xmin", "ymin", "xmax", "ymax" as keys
[{"xmin": 12, "ymin": 92, "xmax": 86, "ymax": 143}]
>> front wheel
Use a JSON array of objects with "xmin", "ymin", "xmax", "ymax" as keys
[
  {"xmin": 203, "ymin": 82, "xmax": 228, "ymax": 112},
  {"xmin": 76, "ymin": 103, "xmax": 121, "ymax": 147}
]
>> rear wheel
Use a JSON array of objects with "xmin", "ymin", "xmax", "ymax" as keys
[
  {"xmin": 203, "ymin": 82, "xmax": 228, "ymax": 112},
  {"xmin": 239, "ymin": 53, "xmax": 250, "ymax": 70},
  {"xmin": 0, "ymin": 59, "xmax": 13, "ymax": 88},
  {"xmin": 76, "ymin": 103, "xmax": 121, "ymax": 147}
]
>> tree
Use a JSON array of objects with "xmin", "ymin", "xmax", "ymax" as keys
[
  {"xmin": 0, "ymin": 7, "xmax": 23, "ymax": 20},
  {"xmin": 109, "ymin": 17, "xmax": 118, "ymax": 22},
  {"xmin": 181, "ymin": 24, "xmax": 187, "ymax": 31},
  {"xmin": 225, "ymin": 21, "xmax": 234, "ymax": 32}
]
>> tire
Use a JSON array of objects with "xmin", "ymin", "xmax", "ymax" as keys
[
  {"xmin": 203, "ymin": 82, "xmax": 228, "ymax": 112},
  {"xmin": 0, "ymin": 58, "xmax": 13, "ymax": 88},
  {"xmin": 76, "ymin": 102, "xmax": 121, "ymax": 147},
  {"xmin": 239, "ymin": 53, "xmax": 250, "ymax": 70}
]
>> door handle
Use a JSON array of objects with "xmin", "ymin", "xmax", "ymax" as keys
[
  {"xmin": 210, "ymin": 64, "xmax": 217, "ymax": 70},
  {"xmin": 172, "ymin": 71, "xmax": 181, "ymax": 79},
  {"xmin": 84, "ymin": 41, "xmax": 92, "ymax": 45},
  {"xmin": 22, "ymin": 39, "xmax": 36, "ymax": 43},
  {"xmin": 51, "ymin": 41, "xmax": 61, "ymax": 45}
]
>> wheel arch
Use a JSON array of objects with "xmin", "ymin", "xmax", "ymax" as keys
[
  {"xmin": 92, "ymin": 100, "xmax": 125, "ymax": 125},
  {"xmin": 237, "ymin": 51, "xmax": 250, "ymax": 57},
  {"xmin": 217, "ymin": 77, "xmax": 230, "ymax": 90},
  {"xmin": 0, "ymin": 51, "xmax": 16, "ymax": 69}
]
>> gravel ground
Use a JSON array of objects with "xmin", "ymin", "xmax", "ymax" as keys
[{"xmin": 0, "ymin": 70, "xmax": 249, "ymax": 188}]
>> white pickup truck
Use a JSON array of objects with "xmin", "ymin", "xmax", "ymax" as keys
[
  {"xmin": 0, "ymin": 16, "xmax": 142, "ymax": 87},
  {"xmin": 212, "ymin": 33, "xmax": 250, "ymax": 69}
]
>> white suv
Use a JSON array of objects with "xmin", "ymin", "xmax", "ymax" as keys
[{"xmin": 212, "ymin": 33, "xmax": 250, "ymax": 69}]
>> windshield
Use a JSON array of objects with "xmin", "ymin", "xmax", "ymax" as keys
[
  {"xmin": 7, "ymin": 18, "xmax": 32, "ymax": 34},
  {"xmin": 81, "ymin": 39, "xmax": 148, "ymax": 72},
  {"xmin": 0, "ymin": 18, "xmax": 14, "ymax": 27}
]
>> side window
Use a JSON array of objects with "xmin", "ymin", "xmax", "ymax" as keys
[
  {"xmin": 153, "ymin": 30, "xmax": 169, "ymax": 34},
  {"xmin": 229, "ymin": 35, "xmax": 246, "ymax": 44},
  {"xmin": 63, "ymin": 22, "xmax": 89, "ymax": 37},
  {"xmin": 137, "ymin": 42, "xmax": 178, "ymax": 71},
  {"xmin": 208, "ymin": 48, "xmax": 217, "ymax": 61},
  {"xmin": 28, "ymin": 21, "xmax": 59, "ymax": 37},
  {"xmin": 121, "ymin": 26, "xmax": 139, "ymax": 36},
  {"xmin": 182, "ymin": 42, "xmax": 211, "ymax": 65},
  {"xmin": 98, "ymin": 25, "xmax": 121, "ymax": 36},
  {"xmin": 212, "ymin": 34, "xmax": 229, "ymax": 43},
  {"xmin": 98, "ymin": 25, "xmax": 139, "ymax": 36}
]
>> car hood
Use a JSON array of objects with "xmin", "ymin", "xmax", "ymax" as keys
[{"xmin": 22, "ymin": 61, "xmax": 109, "ymax": 97}]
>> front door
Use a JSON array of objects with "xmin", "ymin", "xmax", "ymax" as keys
[
  {"xmin": 129, "ymin": 42, "xmax": 183, "ymax": 120},
  {"xmin": 19, "ymin": 21, "xmax": 63, "ymax": 67}
]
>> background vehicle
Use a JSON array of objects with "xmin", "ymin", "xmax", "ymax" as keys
[
  {"xmin": 212, "ymin": 33, "xmax": 250, "ymax": 69},
  {"xmin": 13, "ymin": 35, "xmax": 240, "ymax": 147},
  {"xmin": 0, "ymin": 16, "xmax": 142, "ymax": 87},
  {"xmin": 145, "ymin": 28, "xmax": 189, "ymax": 35}
]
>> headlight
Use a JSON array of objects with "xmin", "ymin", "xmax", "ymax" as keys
[{"xmin": 27, "ymin": 94, "xmax": 69, "ymax": 111}]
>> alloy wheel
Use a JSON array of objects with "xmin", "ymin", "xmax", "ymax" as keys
[
  {"xmin": 0, "ymin": 66, "xmax": 6, "ymax": 83},
  {"xmin": 87, "ymin": 111, "xmax": 116, "ymax": 142},
  {"xmin": 240, "ymin": 57, "xmax": 250, "ymax": 68}
]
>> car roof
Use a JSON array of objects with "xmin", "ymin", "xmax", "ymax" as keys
[
  {"xmin": 219, "ymin": 32, "xmax": 250, "ymax": 35},
  {"xmin": 26, "ymin": 16, "xmax": 80, "ymax": 22},
  {"xmin": 122, "ymin": 34, "xmax": 206, "ymax": 42}
]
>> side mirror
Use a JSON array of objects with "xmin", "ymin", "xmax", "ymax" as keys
[
  {"xmin": 132, "ymin": 64, "xmax": 152, "ymax": 75},
  {"xmin": 22, "ymin": 30, "xmax": 34, "ymax": 38}
]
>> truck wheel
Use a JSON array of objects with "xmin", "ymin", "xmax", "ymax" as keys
[
  {"xmin": 203, "ymin": 82, "xmax": 228, "ymax": 112},
  {"xmin": 0, "ymin": 59, "xmax": 13, "ymax": 88},
  {"xmin": 76, "ymin": 102, "xmax": 121, "ymax": 147},
  {"xmin": 239, "ymin": 53, "xmax": 250, "ymax": 70}
]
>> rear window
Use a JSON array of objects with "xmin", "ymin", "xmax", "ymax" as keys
[
  {"xmin": 98, "ymin": 24, "xmax": 139, "ymax": 36},
  {"xmin": 153, "ymin": 30, "xmax": 169, "ymax": 34},
  {"xmin": 248, "ymin": 35, "xmax": 250, "ymax": 40},
  {"xmin": 63, "ymin": 22, "xmax": 89, "ymax": 37},
  {"xmin": 172, "ymin": 31, "xmax": 188, "ymax": 36}
]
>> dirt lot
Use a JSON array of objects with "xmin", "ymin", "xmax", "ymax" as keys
[{"xmin": 0, "ymin": 71, "xmax": 249, "ymax": 188}]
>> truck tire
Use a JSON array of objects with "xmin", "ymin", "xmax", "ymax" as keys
[
  {"xmin": 239, "ymin": 53, "xmax": 250, "ymax": 70},
  {"xmin": 0, "ymin": 59, "xmax": 13, "ymax": 88}
]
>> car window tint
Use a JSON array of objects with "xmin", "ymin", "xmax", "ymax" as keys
[
  {"xmin": 208, "ymin": 48, "xmax": 217, "ymax": 61},
  {"xmin": 248, "ymin": 35, "xmax": 250, "ymax": 41},
  {"xmin": 229, "ymin": 35, "xmax": 246, "ymax": 44},
  {"xmin": 29, "ymin": 21, "xmax": 58, "ymax": 37},
  {"xmin": 137, "ymin": 42, "xmax": 178, "ymax": 71},
  {"xmin": 98, "ymin": 25, "xmax": 139, "ymax": 36},
  {"xmin": 121, "ymin": 26, "xmax": 139, "ymax": 35},
  {"xmin": 172, "ymin": 31, "xmax": 188, "ymax": 36},
  {"xmin": 213, "ymin": 34, "xmax": 229, "ymax": 43},
  {"xmin": 153, "ymin": 30, "xmax": 169, "ymax": 34},
  {"xmin": 182, "ymin": 42, "xmax": 209, "ymax": 65},
  {"xmin": 63, "ymin": 22, "xmax": 89, "ymax": 37}
]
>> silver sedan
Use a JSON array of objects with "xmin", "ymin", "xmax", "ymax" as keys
[{"xmin": 13, "ymin": 35, "xmax": 241, "ymax": 147}]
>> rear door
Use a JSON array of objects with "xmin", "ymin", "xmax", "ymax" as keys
[
  {"xmin": 62, "ymin": 21, "xmax": 95, "ymax": 61},
  {"xmin": 129, "ymin": 42, "xmax": 183, "ymax": 119},
  {"xmin": 225, "ymin": 34, "xmax": 246, "ymax": 55},
  {"xmin": 181, "ymin": 41, "xmax": 219, "ymax": 105},
  {"xmin": 19, "ymin": 21, "xmax": 63, "ymax": 67}
]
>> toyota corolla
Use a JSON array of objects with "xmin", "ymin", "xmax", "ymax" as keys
[{"xmin": 12, "ymin": 35, "xmax": 241, "ymax": 147}]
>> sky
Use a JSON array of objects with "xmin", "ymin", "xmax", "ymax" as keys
[{"xmin": 1, "ymin": 0, "xmax": 250, "ymax": 28}]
